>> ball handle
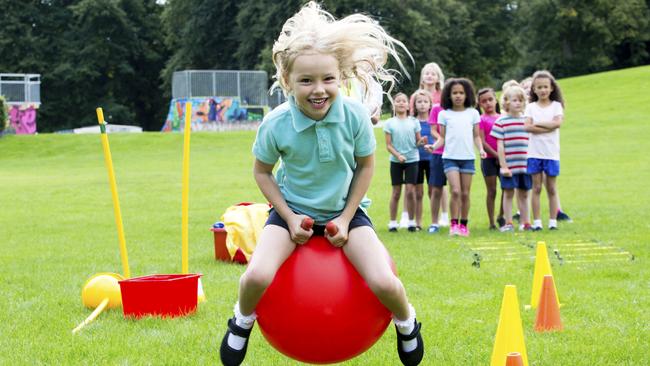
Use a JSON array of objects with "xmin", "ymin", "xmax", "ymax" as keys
[
  {"xmin": 325, "ymin": 222, "xmax": 339, "ymax": 236},
  {"xmin": 301, "ymin": 217, "xmax": 314, "ymax": 230}
]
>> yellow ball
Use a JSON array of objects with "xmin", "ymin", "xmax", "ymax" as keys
[{"xmin": 81, "ymin": 273, "xmax": 124, "ymax": 309}]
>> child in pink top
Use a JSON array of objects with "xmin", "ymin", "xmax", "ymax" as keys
[{"xmin": 477, "ymin": 87, "xmax": 503, "ymax": 229}]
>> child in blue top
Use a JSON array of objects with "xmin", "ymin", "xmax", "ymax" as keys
[
  {"xmin": 427, "ymin": 78, "xmax": 486, "ymax": 236},
  {"xmin": 384, "ymin": 92, "xmax": 425, "ymax": 232},
  {"xmin": 219, "ymin": 3, "xmax": 424, "ymax": 366},
  {"xmin": 412, "ymin": 90, "xmax": 434, "ymax": 231}
]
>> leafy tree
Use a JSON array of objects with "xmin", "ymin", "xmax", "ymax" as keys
[{"xmin": 517, "ymin": 0, "xmax": 650, "ymax": 78}]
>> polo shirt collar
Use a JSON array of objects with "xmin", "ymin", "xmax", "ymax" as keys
[{"xmin": 289, "ymin": 95, "xmax": 345, "ymax": 132}]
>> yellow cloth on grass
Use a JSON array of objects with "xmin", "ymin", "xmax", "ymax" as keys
[{"xmin": 221, "ymin": 203, "xmax": 269, "ymax": 261}]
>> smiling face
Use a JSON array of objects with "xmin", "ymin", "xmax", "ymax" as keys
[
  {"xmin": 478, "ymin": 91, "xmax": 497, "ymax": 114},
  {"xmin": 450, "ymin": 84, "xmax": 466, "ymax": 109},
  {"xmin": 287, "ymin": 52, "xmax": 340, "ymax": 121},
  {"xmin": 532, "ymin": 77, "xmax": 553, "ymax": 102}
]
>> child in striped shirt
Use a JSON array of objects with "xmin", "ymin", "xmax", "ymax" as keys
[{"xmin": 490, "ymin": 85, "xmax": 532, "ymax": 232}]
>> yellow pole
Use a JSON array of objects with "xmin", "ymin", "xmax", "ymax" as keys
[
  {"xmin": 72, "ymin": 298, "xmax": 109, "ymax": 334},
  {"xmin": 181, "ymin": 102, "xmax": 191, "ymax": 274},
  {"xmin": 96, "ymin": 108, "xmax": 130, "ymax": 278}
]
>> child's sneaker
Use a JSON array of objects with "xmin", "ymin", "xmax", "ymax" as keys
[
  {"xmin": 513, "ymin": 212, "xmax": 521, "ymax": 222},
  {"xmin": 220, "ymin": 317, "xmax": 253, "ymax": 366},
  {"xmin": 557, "ymin": 210, "xmax": 573, "ymax": 222},
  {"xmin": 496, "ymin": 216, "xmax": 506, "ymax": 228},
  {"xmin": 449, "ymin": 223, "xmax": 459, "ymax": 236},
  {"xmin": 500, "ymin": 224, "xmax": 514, "ymax": 232},
  {"xmin": 407, "ymin": 225, "xmax": 417, "ymax": 232},
  {"xmin": 458, "ymin": 224, "xmax": 470, "ymax": 237},
  {"xmin": 399, "ymin": 212, "xmax": 409, "ymax": 229},
  {"xmin": 519, "ymin": 223, "xmax": 532, "ymax": 231},
  {"xmin": 439, "ymin": 212, "xmax": 450, "ymax": 227},
  {"xmin": 531, "ymin": 225, "xmax": 543, "ymax": 231},
  {"xmin": 427, "ymin": 224, "xmax": 440, "ymax": 234},
  {"xmin": 395, "ymin": 319, "xmax": 424, "ymax": 366},
  {"xmin": 388, "ymin": 221, "xmax": 399, "ymax": 232}
]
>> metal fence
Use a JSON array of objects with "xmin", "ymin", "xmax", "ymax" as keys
[
  {"xmin": 0, "ymin": 74, "xmax": 41, "ymax": 105},
  {"xmin": 172, "ymin": 70, "xmax": 274, "ymax": 106}
]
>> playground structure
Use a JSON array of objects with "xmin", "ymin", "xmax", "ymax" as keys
[
  {"xmin": 162, "ymin": 70, "xmax": 286, "ymax": 132},
  {"xmin": 0, "ymin": 73, "xmax": 40, "ymax": 134}
]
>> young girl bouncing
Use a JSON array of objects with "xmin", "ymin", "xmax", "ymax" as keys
[
  {"xmin": 427, "ymin": 78, "xmax": 486, "ymax": 236},
  {"xmin": 219, "ymin": 3, "xmax": 424, "ymax": 366}
]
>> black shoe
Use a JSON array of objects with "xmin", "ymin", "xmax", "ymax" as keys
[
  {"xmin": 513, "ymin": 212, "xmax": 521, "ymax": 222},
  {"xmin": 489, "ymin": 225, "xmax": 498, "ymax": 231},
  {"xmin": 496, "ymin": 217, "xmax": 506, "ymax": 228},
  {"xmin": 396, "ymin": 320, "xmax": 424, "ymax": 366},
  {"xmin": 220, "ymin": 317, "xmax": 253, "ymax": 366},
  {"xmin": 557, "ymin": 210, "xmax": 573, "ymax": 222},
  {"xmin": 408, "ymin": 226, "xmax": 417, "ymax": 232}
]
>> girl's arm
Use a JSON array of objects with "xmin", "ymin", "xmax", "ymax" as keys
[
  {"xmin": 327, "ymin": 154, "xmax": 375, "ymax": 246},
  {"xmin": 385, "ymin": 132, "xmax": 406, "ymax": 163},
  {"xmin": 429, "ymin": 125, "xmax": 445, "ymax": 151},
  {"xmin": 479, "ymin": 128, "xmax": 498, "ymax": 158},
  {"xmin": 497, "ymin": 139, "xmax": 512, "ymax": 177},
  {"xmin": 473, "ymin": 124, "xmax": 487, "ymax": 158},
  {"xmin": 254, "ymin": 159, "xmax": 312, "ymax": 243},
  {"xmin": 524, "ymin": 116, "xmax": 554, "ymax": 134},
  {"xmin": 535, "ymin": 115, "xmax": 564, "ymax": 130},
  {"xmin": 415, "ymin": 131, "xmax": 426, "ymax": 146}
]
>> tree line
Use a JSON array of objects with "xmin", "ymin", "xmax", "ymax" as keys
[{"xmin": 1, "ymin": 0, "xmax": 647, "ymax": 132}]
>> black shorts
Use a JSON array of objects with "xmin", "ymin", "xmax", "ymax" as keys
[
  {"xmin": 390, "ymin": 161, "xmax": 418, "ymax": 185},
  {"xmin": 416, "ymin": 160, "xmax": 431, "ymax": 185},
  {"xmin": 481, "ymin": 157, "xmax": 500, "ymax": 177},
  {"xmin": 265, "ymin": 208, "xmax": 374, "ymax": 236}
]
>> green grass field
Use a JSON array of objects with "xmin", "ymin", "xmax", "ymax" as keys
[{"xmin": 1, "ymin": 66, "xmax": 649, "ymax": 365}]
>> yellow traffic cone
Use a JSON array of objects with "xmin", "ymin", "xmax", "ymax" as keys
[
  {"xmin": 491, "ymin": 285, "xmax": 529, "ymax": 366},
  {"xmin": 530, "ymin": 241, "xmax": 560, "ymax": 309}
]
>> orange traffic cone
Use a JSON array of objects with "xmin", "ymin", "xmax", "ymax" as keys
[
  {"xmin": 505, "ymin": 352, "xmax": 524, "ymax": 366},
  {"xmin": 534, "ymin": 275, "xmax": 563, "ymax": 331}
]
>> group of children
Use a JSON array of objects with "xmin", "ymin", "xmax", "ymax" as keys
[{"xmin": 385, "ymin": 64, "xmax": 570, "ymax": 236}]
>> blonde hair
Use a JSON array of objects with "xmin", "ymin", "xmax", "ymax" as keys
[
  {"xmin": 419, "ymin": 62, "xmax": 444, "ymax": 91},
  {"xmin": 412, "ymin": 89, "xmax": 432, "ymax": 106},
  {"xmin": 500, "ymin": 79, "xmax": 520, "ymax": 108},
  {"xmin": 271, "ymin": 2, "xmax": 410, "ymax": 101},
  {"xmin": 501, "ymin": 85, "xmax": 527, "ymax": 113}
]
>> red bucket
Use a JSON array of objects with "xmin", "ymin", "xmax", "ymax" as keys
[{"xmin": 119, "ymin": 274, "xmax": 201, "ymax": 318}]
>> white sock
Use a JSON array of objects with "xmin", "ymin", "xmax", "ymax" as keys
[
  {"xmin": 227, "ymin": 302, "xmax": 256, "ymax": 350},
  {"xmin": 389, "ymin": 220, "xmax": 398, "ymax": 228},
  {"xmin": 401, "ymin": 211, "xmax": 409, "ymax": 220},
  {"xmin": 549, "ymin": 219, "xmax": 558, "ymax": 228},
  {"xmin": 408, "ymin": 220, "xmax": 417, "ymax": 227},
  {"xmin": 533, "ymin": 219, "xmax": 542, "ymax": 228},
  {"xmin": 393, "ymin": 304, "xmax": 418, "ymax": 353}
]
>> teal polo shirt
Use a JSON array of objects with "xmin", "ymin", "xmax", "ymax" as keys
[{"xmin": 253, "ymin": 95, "xmax": 376, "ymax": 224}]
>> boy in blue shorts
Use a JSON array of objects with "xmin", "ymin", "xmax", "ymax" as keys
[{"xmin": 490, "ymin": 85, "xmax": 532, "ymax": 231}]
